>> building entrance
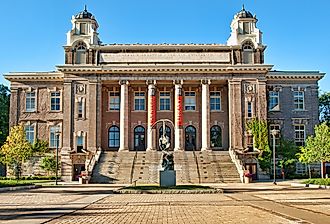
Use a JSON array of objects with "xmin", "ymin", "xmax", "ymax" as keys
[{"xmin": 185, "ymin": 125, "xmax": 196, "ymax": 151}]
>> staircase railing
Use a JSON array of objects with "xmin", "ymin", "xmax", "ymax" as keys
[
  {"xmin": 130, "ymin": 150, "xmax": 138, "ymax": 184},
  {"xmin": 229, "ymin": 149, "xmax": 245, "ymax": 183},
  {"xmin": 86, "ymin": 147, "xmax": 102, "ymax": 179},
  {"xmin": 192, "ymin": 148, "xmax": 201, "ymax": 184}
]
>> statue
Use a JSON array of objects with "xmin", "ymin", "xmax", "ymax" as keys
[{"xmin": 159, "ymin": 134, "xmax": 174, "ymax": 170}]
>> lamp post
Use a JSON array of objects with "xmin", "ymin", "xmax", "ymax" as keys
[
  {"xmin": 271, "ymin": 129, "xmax": 280, "ymax": 185},
  {"xmin": 55, "ymin": 131, "xmax": 61, "ymax": 185}
]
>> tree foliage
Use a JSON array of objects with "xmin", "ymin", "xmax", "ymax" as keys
[
  {"xmin": 297, "ymin": 122, "xmax": 330, "ymax": 178},
  {"xmin": 246, "ymin": 118, "xmax": 271, "ymax": 170},
  {"xmin": 32, "ymin": 139, "xmax": 49, "ymax": 155},
  {"xmin": 0, "ymin": 125, "xmax": 33, "ymax": 179},
  {"xmin": 319, "ymin": 91, "xmax": 330, "ymax": 125},
  {"xmin": 0, "ymin": 84, "xmax": 10, "ymax": 146},
  {"xmin": 40, "ymin": 155, "xmax": 56, "ymax": 175},
  {"xmin": 277, "ymin": 139, "xmax": 298, "ymax": 176}
]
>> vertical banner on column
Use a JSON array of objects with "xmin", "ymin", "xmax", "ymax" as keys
[
  {"xmin": 177, "ymin": 95, "xmax": 183, "ymax": 127},
  {"xmin": 151, "ymin": 95, "xmax": 156, "ymax": 125}
]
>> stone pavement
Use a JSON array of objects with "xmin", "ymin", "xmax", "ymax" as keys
[{"xmin": 0, "ymin": 183, "xmax": 329, "ymax": 224}]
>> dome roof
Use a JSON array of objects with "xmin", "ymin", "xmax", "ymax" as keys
[
  {"xmin": 236, "ymin": 5, "xmax": 254, "ymax": 19},
  {"xmin": 75, "ymin": 5, "xmax": 95, "ymax": 19}
]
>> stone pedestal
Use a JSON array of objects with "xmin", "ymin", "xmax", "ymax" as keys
[{"xmin": 160, "ymin": 170, "xmax": 176, "ymax": 187}]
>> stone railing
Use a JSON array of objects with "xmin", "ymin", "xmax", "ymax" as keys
[
  {"xmin": 85, "ymin": 147, "xmax": 102, "ymax": 180},
  {"xmin": 229, "ymin": 149, "xmax": 245, "ymax": 183}
]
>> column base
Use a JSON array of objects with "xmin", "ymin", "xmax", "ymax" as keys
[
  {"xmin": 118, "ymin": 147, "xmax": 129, "ymax": 152},
  {"xmin": 174, "ymin": 147, "xmax": 184, "ymax": 151},
  {"xmin": 201, "ymin": 147, "xmax": 211, "ymax": 151},
  {"xmin": 146, "ymin": 147, "xmax": 156, "ymax": 151}
]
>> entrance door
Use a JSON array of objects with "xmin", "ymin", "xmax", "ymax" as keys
[
  {"xmin": 73, "ymin": 164, "xmax": 85, "ymax": 181},
  {"xmin": 134, "ymin": 126, "xmax": 146, "ymax": 151},
  {"xmin": 185, "ymin": 125, "xmax": 196, "ymax": 151}
]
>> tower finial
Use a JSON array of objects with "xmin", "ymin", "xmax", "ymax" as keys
[
  {"xmin": 242, "ymin": 4, "xmax": 245, "ymax": 10},
  {"xmin": 84, "ymin": 5, "xmax": 87, "ymax": 12}
]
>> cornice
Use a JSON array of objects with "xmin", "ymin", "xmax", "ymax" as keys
[
  {"xmin": 4, "ymin": 72, "xmax": 64, "ymax": 81},
  {"xmin": 267, "ymin": 71, "xmax": 325, "ymax": 80}
]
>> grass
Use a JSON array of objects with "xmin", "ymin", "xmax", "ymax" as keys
[
  {"xmin": 123, "ymin": 185, "xmax": 214, "ymax": 191},
  {"xmin": 302, "ymin": 178, "xmax": 330, "ymax": 186},
  {"xmin": 0, "ymin": 179, "xmax": 52, "ymax": 188}
]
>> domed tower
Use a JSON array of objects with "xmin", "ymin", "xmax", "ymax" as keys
[
  {"xmin": 227, "ymin": 5, "xmax": 265, "ymax": 64},
  {"xmin": 64, "ymin": 6, "xmax": 100, "ymax": 65}
]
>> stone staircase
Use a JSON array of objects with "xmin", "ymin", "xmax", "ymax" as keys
[{"xmin": 91, "ymin": 150, "xmax": 241, "ymax": 184}]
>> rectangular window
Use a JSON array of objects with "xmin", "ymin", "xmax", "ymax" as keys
[
  {"xmin": 26, "ymin": 92, "xmax": 36, "ymax": 112},
  {"xmin": 49, "ymin": 126, "xmax": 60, "ymax": 148},
  {"xmin": 269, "ymin": 125, "xmax": 280, "ymax": 148},
  {"xmin": 25, "ymin": 125, "xmax": 35, "ymax": 144},
  {"xmin": 109, "ymin": 91, "xmax": 120, "ymax": 111},
  {"xmin": 269, "ymin": 91, "xmax": 279, "ymax": 111},
  {"xmin": 247, "ymin": 102, "xmax": 252, "ymax": 118},
  {"xmin": 78, "ymin": 101, "xmax": 83, "ymax": 118},
  {"xmin": 80, "ymin": 23, "xmax": 86, "ymax": 34},
  {"xmin": 294, "ymin": 125, "xmax": 305, "ymax": 146},
  {"xmin": 134, "ymin": 92, "xmax": 145, "ymax": 111},
  {"xmin": 210, "ymin": 91, "xmax": 221, "ymax": 111},
  {"xmin": 243, "ymin": 22, "xmax": 250, "ymax": 34},
  {"xmin": 77, "ymin": 136, "xmax": 84, "ymax": 153},
  {"xmin": 294, "ymin": 91, "xmax": 304, "ymax": 110},
  {"xmin": 159, "ymin": 92, "xmax": 171, "ymax": 111},
  {"xmin": 184, "ymin": 91, "xmax": 196, "ymax": 111},
  {"xmin": 50, "ymin": 92, "xmax": 61, "ymax": 111}
]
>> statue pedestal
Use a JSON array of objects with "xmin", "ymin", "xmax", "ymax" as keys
[{"xmin": 160, "ymin": 170, "xmax": 176, "ymax": 187}]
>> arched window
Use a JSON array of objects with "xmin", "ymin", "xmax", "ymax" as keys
[
  {"xmin": 242, "ymin": 42, "xmax": 254, "ymax": 64},
  {"xmin": 134, "ymin": 126, "xmax": 145, "ymax": 151},
  {"xmin": 159, "ymin": 125, "xmax": 171, "ymax": 149},
  {"xmin": 108, "ymin": 126, "xmax": 120, "ymax": 149},
  {"xmin": 210, "ymin": 125, "xmax": 222, "ymax": 148},
  {"xmin": 185, "ymin": 125, "xmax": 196, "ymax": 151},
  {"xmin": 75, "ymin": 42, "xmax": 87, "ymax": 64}
]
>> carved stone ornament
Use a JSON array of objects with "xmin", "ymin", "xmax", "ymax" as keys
[
  {"xmin": 76, "ymin": 84, "xmax": 86, "ymax": 95},
  {"xmin": 244, "ymin": 83, "xmax": 255, "ymax": 94}
]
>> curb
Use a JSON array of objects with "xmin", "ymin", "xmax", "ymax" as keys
[
  {"xmin": 0, "ymin": 185, "xmax": 41, "ymax": 192},
  {"xmin": 115, "ymin": 189, "xmax": 223, "ymax": 194},
  {"xmin": 290, "ymin": 183, "xmax": 330, "ymax": 189}
]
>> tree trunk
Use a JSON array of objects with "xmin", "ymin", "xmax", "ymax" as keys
[
  {"xmin": 308, "ymin": 164, "xmax": 311, "ymax": 179},
  {"xmin": 321, "ymin": 161, "xmax": 324, "ymax": 178}
]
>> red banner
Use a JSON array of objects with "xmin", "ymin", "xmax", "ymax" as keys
[
  {"xmin": 149, "ymin": 95, "xmax": 157, "ymax": 125},
  {"xmin": 177, "ymin": 95, "xmax": 183, "ymax": 126}
]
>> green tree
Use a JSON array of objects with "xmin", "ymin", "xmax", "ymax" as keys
[
  {"xmin": 298, "ymin": 122, "xmax": 330, "ymax": 178},
  {"xmin": 0, "ymin": 125, "xmax": 33, "ymax": 179},
  {"xmin": 277, "ymin": 139, "xmax": 298, "ymax": 178},
  {"xmin": 319, "ymin": 91, "xmax": 330, "ymax": 125},
  {"xmin": 0, "ymin": 84, "xmax": 10, "ymax": 146},
  {"xmin": 32, "ymin": 139, "xmax": 49, "ymax": 155},
  {"xmin": 246, "ymin": 118, "xmax": 271, "ymax": 171},
  {"xmin": 40, "ymin": 156, "xmax": 56, "ymax": 176}
]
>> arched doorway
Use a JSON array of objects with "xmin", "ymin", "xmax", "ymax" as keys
[
  {"xmin": 108, "ymin": 126, "xmax": 120, "ymax": 150},
  {"xmin": 185, "ymin": 125, "xmax": 196, "ymax": 151},
  {"xmin": 210, "ymin": 125, "xmax": 222, "ymax": 149},
  {"xmin": 134, "ymin": 126, "xmax": 146, "ymax": 151},
  {"xmin": 159, "ymin": 125, "xmax": 172, "ymax": 150}
]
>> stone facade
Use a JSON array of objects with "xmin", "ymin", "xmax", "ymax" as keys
[{"xmin": 5, "ymin": 7, "xmax": 324, "ymax": 181}]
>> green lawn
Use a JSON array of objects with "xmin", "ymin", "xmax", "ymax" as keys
[{"xmin": 0, "ymin": 179, "xmax": 52, "ymax": 188}]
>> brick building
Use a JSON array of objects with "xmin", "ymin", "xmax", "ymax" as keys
[{"xmin": 5, "ymin": 7, "xmax": 324, "ymax": 181}]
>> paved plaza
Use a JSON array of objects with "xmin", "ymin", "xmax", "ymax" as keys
[{"xmin": 0, "ymin": 183, "xmax": 329, "ymax": 224}]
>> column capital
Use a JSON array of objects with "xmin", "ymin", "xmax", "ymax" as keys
[
  {"xmin": 119, "ymin": 80, "xmax": 129, "ymax": 85},
  {"xmin": 173, "ymin": 80, "xmax": 183, "ymax": 86},
  {"xmin": 201, "ymin": 79, "xmax": 211, "ymax": 85},
  {"xmin": 146, "ymin": 80, "xmax": 156, "ymax": 86}
]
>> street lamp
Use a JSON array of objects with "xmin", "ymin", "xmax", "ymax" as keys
[
  {"xmin": 55, "ymin": 131, "xmax": 61, "ymax": 185},
  {"xmin": 271, "ymin": 129, "xmax": 280, "ymax": 185}
]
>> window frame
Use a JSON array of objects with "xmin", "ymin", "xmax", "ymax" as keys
[
  {"xmin": 294, "ymin": 91, "xmax": 305, "ymax": 110},
  {"xmin": 159, "ymin": 91, "xmax": 171, "ymax": 111},
  {"xmin": 294, "ymin": 125, "xmax": 305, "ymax": 147},
  {"xmin": 108, "ymin": 126, "xmax": 120, "ymax": 149},
  {"xmin": 25, "ymin": 124, "xmax": 35, "ymax": 144},
  {"xmin": 269, "ymin": 124, "xmax": 281, "ymax": 149},
  {"xmin": 268, "ymin": 91, "xmax": 280, "ymax": 111},
  {"xmin": 134, "ymin": 91, "xmax": 146, "ymax": 111},
  {"xmin": 108, "ymin": 91, "xmax": 120, "ymax": 111},
  {"xmin": 247, "ymin": 101, "xmax": 252, "ymax": 118},
  {"xmin": 210, "ymin": 91, "xmax": 221, "ymax": 111},
  {"xmin": 25, "ymin": 91, "xmax": 36, "ymax": 112},
  {"xmin": 50, "ymin": 91, "xmax": 61, "ymax": 112},
  {"xmin": 210, "ymin": 125, "xmax": 222, "ymax": 148},
  {"xmin": 49, "ymin": 126, "xmax": 61, "ymax": 148},
  {"xmin": 184, "ymin": 91, "xmax": 196, "ymax": 111}
]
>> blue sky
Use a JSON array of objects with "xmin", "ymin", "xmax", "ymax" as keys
[{"xmin": 0, "ymin": 0, "xmax": 329, "ymax": 92}]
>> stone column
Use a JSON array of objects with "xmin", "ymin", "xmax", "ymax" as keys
[
  {"xmin": 174, "ymin": 80, "xmax": 184, "ymax": 151},
  {"xmin": 201, "ymin": 80, "xmax": 211, "ymax": 151},
  {"xmin": 9, "ymin": 88, "xmax": 19, "ymax": 127},
  {"xmin": 61, "ymin": 80, "xmax": 73, "ymax": 181},
  {"xmin": 257, "ymin": 79, "xmax": 267, "ymax": 120},
  {"xmin": 119, "ymin": 80, "xmax": 129, "ymax": 151},
  {"xmin": 228, "ymin": 79, "xmax": 243, "ymax": 150},
  {"xmin": 147, "ymin": 81, "xmax": 157, "ymax": 151},
  {"xmin": 87, "ymin": 80, "xmax": 100, "ymax": 153}
]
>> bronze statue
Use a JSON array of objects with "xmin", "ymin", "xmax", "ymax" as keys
[{"xmin": 159, "ymin": 133, "xmax": 174, "ymax": 171}]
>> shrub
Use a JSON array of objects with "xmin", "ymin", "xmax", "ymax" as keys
[{"xmin": 303, "ymin": 178, "xmax": 330, "ymax": 186}]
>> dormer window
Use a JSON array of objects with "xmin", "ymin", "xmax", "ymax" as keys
[
  {"xmin": 242, "ymin": 42, "xmax": 254, "ymax": 64},
  {"xmin": 74, "ymin": 42, "xmax": 87, "ymax": 64}
]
